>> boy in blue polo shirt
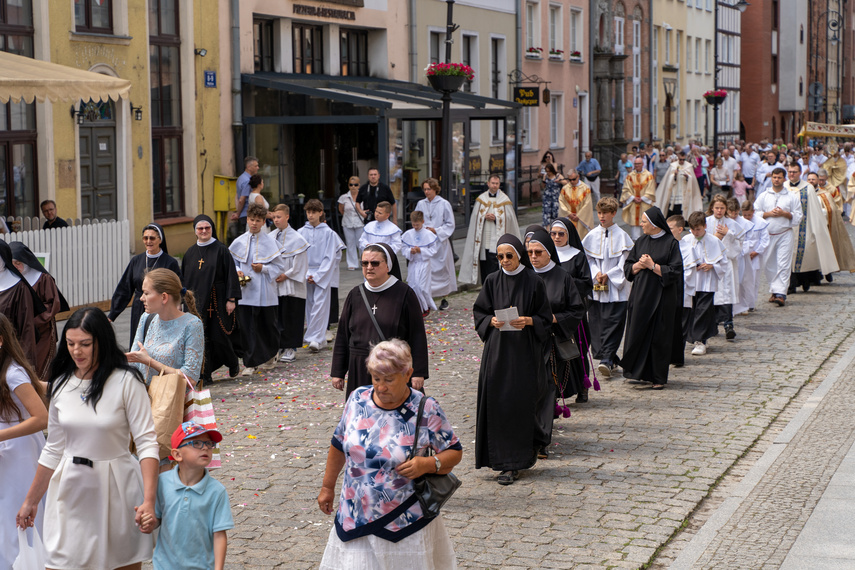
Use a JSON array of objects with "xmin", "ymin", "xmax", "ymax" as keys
[{"xmin": 139, "ymin": 422, "xmax": 234, "ymax": 570}]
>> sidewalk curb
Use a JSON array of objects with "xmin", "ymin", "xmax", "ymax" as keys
[{"xmin": 669, "ymin": 335, "xmax": 855, "ymax": 569}]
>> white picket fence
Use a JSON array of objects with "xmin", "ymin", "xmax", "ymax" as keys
[{"xmin": 0, "ymin": 218, "xmax": 130, "ymax": 308}]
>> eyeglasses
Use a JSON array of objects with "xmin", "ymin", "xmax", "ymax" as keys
[
  {"xmin": 527, "ymin": 250, "xmax": 546, "ymax": 257},
  {"xmin": 567, "ymin": 178, "xmax": 579, "ymax": 183},
  {"xmin": 349, "ymin": 183, "xmax": 359, "ymax": 187},
  {"xmin": 142, "ymin": 236, "xmax": 158, "ymax": 241},
  {"xmin": 178, "ymin": 440, "xmax": 216, "ymax": 450},
  {"xmin": 361, "ymin": 260, "xmax": 383, "ymax": 267},
  {"xmin": 196, "ymin": 226, "xmax": 212, "ymax": 232},
  {"xmin": 550, "ymin": 231, "xmax": 566, "ymax": 237},
  {"xmin": 496, "ymin": 253, "xmax": 516, "ymax": 261}
]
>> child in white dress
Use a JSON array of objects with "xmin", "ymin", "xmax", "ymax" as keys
[{"xmin": 402, "ymin": 211, "xmax": 439, "ymax": 315}]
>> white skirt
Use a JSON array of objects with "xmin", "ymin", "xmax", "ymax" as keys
[{"xmin": 319, "ymin": 515, "xmax": 457, "ymax": 570}]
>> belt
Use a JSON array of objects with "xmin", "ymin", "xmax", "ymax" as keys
[
  {"xmin": 72, "ymin": 456, "xmax": 94, "ymax": 468},
  {"xmin": 768, "ymin": 229, "xmax": 790, "ymax": 236}
]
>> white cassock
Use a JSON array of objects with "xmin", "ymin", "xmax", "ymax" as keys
[
  {"xmin": 229, "ymin": 231, "xmax": 285, "ymax": 307},
  {"xmin": 415, "ymin": 195, "xmax": 458, "ymax": 297},
  {"xmin": 401, "ymin": 228, "xmax": 439, "ymax": 313},
  {"xmin": 679, "ymin": 237, "xmax": 697, "ymax": 309},
  {"xmin": 787, "ymin": 181, "xmax": 838, "ymax": 276},
  {"xmin": 655, "ymin": 161, "xmax": 703, "ymax": 216},
  {"xmin": 273, "ymin": 226, "xmax": 310, "ymax": 300},
  {"xmin": 683, "ymin": 232, "xmax": 727, "ymax": 295},
  {"xmin": 298, "ymin": 222, "xmax": 345, "ymax": 345},
  {"xmin": 359, "ymin": 219, "xmax": 403, "ymax": 254},
  {"xmin": 734, "ymin": 216, "xmax": 770, "ymax": 315},
  {"xmin": 458, "ymin": 189, "xmax": 521, "ymax": 285},
  {"xmin": 753, "ymin": 188, "xmax": 803, "ymax": 295},
  {"xmin": 706, "ymin": 215, "xmax": 744, "ymax": 307},
  {"xmin": 581, "ymin": 224, "xmax": 633, "ymax": 303}
]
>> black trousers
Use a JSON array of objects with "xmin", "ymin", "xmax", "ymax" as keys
[
  {"xmin": 715, "ymin": 303, "xmax": 733, "ymax": 328},
  {"xmin": 479, "ymin": 250, "xmax": 500, "ymax": 285},
  {"xmin": 588, "ymin": 301, "xmax": 627, "ymax": 363},
  {"xmin": 278, "ymin": 296, "xmax": 307, "ymax": 350},
  {"xmin": 667, "ymin": 205, "xmax": 683, "ymax": 218},
  {"xmin": 235, "ymin": 305, "xmax": 278, "ymax": 367},
  {"xmin": 688, "ymin": 292, "xmax": 718, "ymax": 343}
]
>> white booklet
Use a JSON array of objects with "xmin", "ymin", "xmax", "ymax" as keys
[{"xmin": 494, "ymin": 306, "xmax": 520, "ymax": 332}]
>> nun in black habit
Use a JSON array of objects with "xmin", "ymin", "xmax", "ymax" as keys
[
  {"xmin": 473, "ymin": 234, "xmax": 553, "ymax": 485},
  {"xmin": 550, "ymin": 217, "xmax": 596, "ymax": 402},
  {"xmin": 331, "ymin": 243, "xmax": 428, "ymax": 399},
  {"xmin": 526, "ymin": 228, "xmax": 585, "ymax": 459},
  {"xmin": 619, "ymin": 207, "xmax": 684, "ymax": 389},
  {"xmin": 181, "ymin": 215, "xmax": 242, "ymax": 382},
  {"xmin": 0, "ymin": 240, "xmax": 46, "ymax": 369},
  {"xmin": 108, "ymin": 222, "xmax": 181, "ymax": 349}
]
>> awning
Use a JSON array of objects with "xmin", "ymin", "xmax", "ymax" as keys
[{"xmin": 0, "ymin": 51, "xmax": 132, "ymax": 104}]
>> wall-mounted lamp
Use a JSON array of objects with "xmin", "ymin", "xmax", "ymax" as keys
[
  {"xmin": 542, "ymin": 88, "xmax": 551, "ymax": 106},
  {"xmin": 194, "ymin": 48, "xmax": 207, "ymax": 57},
  {"xmin": 130, "ymin": 102, "xmax": 143, "ymax": 121},
  {"xmin": 69, "ymin": 105, "xmax": 85, "ymax": 125}
]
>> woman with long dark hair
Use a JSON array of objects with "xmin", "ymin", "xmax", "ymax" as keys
[
  {"xmin": 17, "ymin": 308, "xmax": 158, "ymax": 569},
  {"xmin": 0, "ymin": 313, "xmax": 48, "ymax": 568}
]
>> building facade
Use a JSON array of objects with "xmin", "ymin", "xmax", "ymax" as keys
[
  {"xmin": 520, "ymin": 0, "xmax": 590, "ymax": 173},
  {"xmin": 651, "ymin": 0, "xmax": 687, "ymax": 146}
]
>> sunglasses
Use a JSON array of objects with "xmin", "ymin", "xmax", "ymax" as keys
[
  {"xmin": 178, "ymin": 440, "xmax": 216, "ymax": 450},
  {"xmin": 361, "ymin": 260, "xmax": 383, "ymax": 267},
  {"xmin": 196, "ymin": 226, "xmax": 212, "ymax": 231},
  {"xmin": 349, "ymin": 183, "xmax": 359, "ymax": 187},
  {"xmin": 567, "ymin": 178, "xmax": 579, "ymax": 182},
  {"xmin": 142, "ymin": 236, "xmax": 158, "ymax": 241},
  {"xmin": 527, "ymin": 250, "xmax": 546, "ymax": 257},
  {"xmin": 550, "ymin": 231, "xmax": 566, "ymax": 237},
  {"xmin": 496, "ymin": 253, "xmax": 516, "ymax": 261}
]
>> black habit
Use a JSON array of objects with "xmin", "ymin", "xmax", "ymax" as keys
[
  {"xmin": 473, "ymin": 265, "xmax": 553, "ymax": 471},
  {"xmin": 332, "ymin": 279, "xmax": 429, "ymax": 399},
  {"xmin": 109, "ymin": 252, "xmax": 181, "ymax": 349},
  {"xmin": 619, "ymin": 212, "xmax": 683, "ymax": 385},
  {"xmin": 182, "ymin": 228, "xmax": 242, "ymax": 381}
]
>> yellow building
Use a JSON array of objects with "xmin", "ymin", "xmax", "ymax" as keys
[
  {"xmin": 8, "ymin": 0, "xmax": 222, "ymax": 255},
  {"xmin": 651, "ymin": 0, "xmax": 688, "ymax": 145}
]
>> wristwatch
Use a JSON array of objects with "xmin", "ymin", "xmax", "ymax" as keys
[{"xmin": 434, "ymin": 456, "xmax": 441, "ymax": 473}]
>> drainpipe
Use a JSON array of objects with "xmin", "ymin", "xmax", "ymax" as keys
[
  {"xmin": 409, "ymin": 0, "xmax": 418, "ymax": 82},
  {"xmin": 231, "ymin": 0, "xmax": 244, "ymax": 175}
]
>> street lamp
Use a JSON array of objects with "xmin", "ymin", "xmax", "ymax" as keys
[
  {"xmin": 713, "ymin": 0, "xmax": 749, "ymax": 156},
  {"xmin": 430, "ymin": 0, "xmax": 460, "ymax": 202}
]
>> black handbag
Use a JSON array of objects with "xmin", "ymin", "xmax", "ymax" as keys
[
  {"xmin": 553, "ymin": 334, "xmax": 580, "ymax": 361},
  {"xmin": 406, "ymin": 396, "xmax": 462, "ymax": 518}
]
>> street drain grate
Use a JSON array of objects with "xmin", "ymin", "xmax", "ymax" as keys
[{"xmin": 744, "ymin": 325, "xmax": 809, "ymax": 333}]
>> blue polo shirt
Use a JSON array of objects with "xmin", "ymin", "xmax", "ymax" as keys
[
  {"xmin": 153, "ymin": 466, "xmax": 234, "ymax": 570},
  {"xmin": 236, "ymin": 171, "xmax": 251, "ymax": 218}
]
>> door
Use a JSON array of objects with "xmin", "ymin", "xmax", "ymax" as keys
[{"xmin": 78, "ymin": 101, "xmax": 117, "ymax": 219}]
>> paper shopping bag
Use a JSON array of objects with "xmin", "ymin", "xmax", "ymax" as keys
[
  {"xmin": 184, "ymin": 375, "xmax": 222, "ymax": 469},
  {"xmin": 148, "ymin": 369, "xmax": 187, "ymax": 461}
]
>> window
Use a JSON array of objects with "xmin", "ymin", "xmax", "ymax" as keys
[
  {"xmin": 340, "ymin": 28, "xmax": 368, "ymax": 76},
  {"xmin": 676, "ymin": 31, "xmax": 681, "ymax": 67},
  {"xmin": 526, "ymin": 3, "xmax": 540, "ymax": 50},
  {"xmin": 771, "ymin": 54, "xmax": 777, "ymax": 84},
  {"xmin": 150, "ymin": 0, "xmax": 184, "ymax": 217},
  {"xmin": 705, "ymin": 40, "xmax": 711, "ymax": 72},
  {"xmin": 685, "ymin": 99, "xmax": 691, "ymax": 138},
  {"xmin": 632, "ymin": 20, "xmax": 641, "ymax": 141},
  {"xmin": 695, "ymin": 38, "xmax": 700, "ymax": 72},
  {"xmin": 522, "ymin": 107, "xmax": 537, "ymax": 150},
  {"xmin": 686, "ymin": 36, "xmax": 692, "ymax": 72},
  {"xmin": 293, "ymin": 23, "xmax": 323, "ymax": 74},
  {"xmin": 549, "ymin": 5, "xmax": 562, "ymax": 53},
  {"xmin": 429, "ymin": 30, "xmax": 442, "ymax": 64},
  {"xmin": 549, "ymin": 93, "xmax": 563, "ymax": 147},
  {"xmin": 652, "ymin": 27, "xmax": 658, "ymax": 139},
  {"xmin": 665, "ymin": 28, "xmax": 671, "ymax": 63},
  {"xmin": 706, "ymin": 0, "xmax": 712, "ymax": 10},
  {"xmin": 75, "ymin": 0, "xmax": 112, "ymax": 34},
  {"xmin": 491, "ymin": 37, "xmax": 505, "ymax": 143},
  {"xmin": 614, "ymin": 16, "xmax": 624, "ymax": 55},
  {"xmin": 0, "ymin": 0, "xmax": 37, "ymax": 218},
  {"xmin": 570, "ymin": 9, "xmax": 582, "ymax": 54},
  {"xmin": 694, "ymin": 100, "xmax": 700, "ymax": 134},
  {"xmin": 462, "ymin": 34, "xmax": 477, "ymax": 92},
  {"xmin": 253, "ymin": 19, "xmax": 273, "ymax": 72}
]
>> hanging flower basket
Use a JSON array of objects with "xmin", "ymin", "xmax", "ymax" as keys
[
  {"xmin": 425, "ymin": 62, "xmax": 474, "ymax": 93},
  {"xmin": 704, "ymin": 89, "xmax": 727, "ymax": 106}
]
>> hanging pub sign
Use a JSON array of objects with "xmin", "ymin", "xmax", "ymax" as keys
[{"xmin": 513, "ymin": 86, "xmax": 540, "ymax": 106}]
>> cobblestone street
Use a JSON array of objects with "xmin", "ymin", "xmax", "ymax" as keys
[{"xmin": 191, "ymin": 263, "xmax": 855, "ymax": 569}]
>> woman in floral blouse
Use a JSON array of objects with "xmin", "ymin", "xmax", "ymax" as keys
[{"xmin": 318, "ymin": 339, "xmax": 463, "ymax": 568}]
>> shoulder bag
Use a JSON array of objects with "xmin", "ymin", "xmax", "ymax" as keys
[
  {"xmin": 553, "ymin": 333, "xmax": 580, "ymax": 361},
  {"xmin": 406, "ymin": 395, "xmax": 462, "ymax": 518},
  {"xmin": 359, "ymin": 285, "xmax": 386, "ymax": 341}
]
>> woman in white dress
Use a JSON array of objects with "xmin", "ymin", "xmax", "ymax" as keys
[
  {"xmin": 0, "ymin": 313, "xmax": 48, "ymax": 569},
  {"xmin": 249, "ymin": 174, "xmax": 273, "ymax": 232},
  {"xmin": 338, "ymin": 176, "xmax": 366, "ymax": 270},
  {"xmin": 17, "ymin": 307, "xmax": 159, "ymax": 570}
]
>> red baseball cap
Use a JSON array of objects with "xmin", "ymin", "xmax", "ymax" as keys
[{"xmin": 170, "ymin": 421, "xmax": 223, "ymax": 454}]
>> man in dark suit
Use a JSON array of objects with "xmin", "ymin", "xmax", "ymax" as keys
[{"xmin": 357, "ymin": 168, "xmax": 397, "ymax": 226}]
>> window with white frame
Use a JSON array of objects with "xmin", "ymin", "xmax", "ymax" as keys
[
  {"xmin": 695, "ymin": 38, "xmax": 700, "ymax": 72},
  {"xmin": 705, "ymin": 40, "xmax": 711, "ymax": 72},
  {"xmin": 694, "ymin": 100, "xmax": 700, "ymax": 134},
  {"xmin": 429, "ymin": 31, "xmax": 442, "ymax": 64},
  {"xmin": 686, "ymin": 99, "xmax": 691, "ymax": 139},
  {"xmin": 686, "ymin": 36, "xmax": 692, "ymax": 72},
  {"xmin": 570, "ymin": 9, "xmax": 582, "ymax": 54},
  {"xmin": 462, "ymin": 33, "xmax": 478, "ymax": 93},
  {"xmin": 522, "ymin": 107, "xmax": 537, "ymax": 150},
  {"xmin": 550, "ymin": 93, "xmax": 564, "ymax": 147},
  {"xmin": 614, "ymin": 16, "xmax": 625, "ymax": 55},
  {"xmin": 676, "ymin": 31, "xmax": 681, "ymax": 67},
  {"xmin": 549, "ymin": 5, "xmax": 562, "ymax": 54},
  {"xmin": 652, "ymin": 27, "xmax": 659, "ymax": 138},
  {"xmin": 491, "ymin": 36, "xmax": 506, "ymax": 144},
  {"xmin": 632, "ymin": 19, "xmax": 642, "ymax": 141},
  {"xmin": 526, "ymin": 2, "xmax": 540, "ymax": 51},
  {"xmin": 706, "ymin": 0, "xmax": 712, "ymax": 10},
  {"xmin": 696, "ymin": 0, "xmax": 702, "ymax": 8},
  {"xmin": 665, "ymin": 28, "xmax": 671, "ymax": 63}
]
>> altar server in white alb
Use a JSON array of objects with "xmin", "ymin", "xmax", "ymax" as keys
[
  {"xmin": 415, "ymin": 177, "xmax": 457, "ymax": 309},
  {"xmin": 359, "ymin": 201, "xmax": 403, "ymax": 254},
  {"xmin": 401, "ymin": 210, "xmax": 439, "ymax": 315},
  {"xmin": 271, "ymin": 203, "xmax": 310, "ymax": 363},
  {"xmin": 581, "ymin": 197, "xmax": 633, "ymax": 377},
  {"xmin": 229, "ymin": 202, "xmax": 285, "ymax": 373},
  {"xmin": 683, "ymin": 211, "xmax": 728, "ymax": 356},
  {"xmin": 706, "ymin": 194, "xmax": 746, "ymax": 341},
  {"xmin": 753, "ymin": 167, "xmax": 803, "ymax": 307},
  {"xmin": 299, "ymin": 199, "xmax": 345, "ymax": 352},
  {"xmin": 734, "ymin": 200, "xmax": 770, "ymax": 315}
]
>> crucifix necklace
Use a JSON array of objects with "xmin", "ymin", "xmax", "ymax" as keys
[{"xmin": 198, "ymin": 256, "xmax": 204, "ymax": 270}]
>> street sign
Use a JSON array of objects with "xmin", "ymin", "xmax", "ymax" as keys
[
  {"xmin": 204, "ymin": 71, "xmax": 217, "ymax": 88},
  {"xmin": 513, "ymin": 87, "xmax": 539, "ymax": 106},
  {"xmin": 809, "ymin": 82, "xmax": 824, "ymax": 97},
  {"xmin": 809, "ymin": 95, "xmax": 825, "ymax": 113}
]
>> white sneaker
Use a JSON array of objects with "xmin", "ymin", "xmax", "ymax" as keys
[
  {"xmin": 239, "ymin": 367, "xmax": 255, "ymax": 376},
  {"xmin": 325, "ymin": 330, "xmax": 335, "ymax": 343},
  {"xmin": 691, "ymin": 342, "xmax": 706, "ymax": 356},
  {"xmin": 597, "ymin": 362, "xmax": 611, "ymax": 378},
  {"xmin": 279, "ymin": 348, "xmax": 296, "ymax": 363},
  {"xmin": 258, "ymin": 357, "xmax": 276, "ymax": 370},
  {"xmin": 309, "ymin": 341, "xmax": 320, "ymax": 353}
]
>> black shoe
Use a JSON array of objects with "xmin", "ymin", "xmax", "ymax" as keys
[
  {"xmin": 228, "ymin": 364, "xmax": 240, "ymax": 378},
  {"xmin": 802, "ymin": 282, "xmax": 810, "ymax": 292},
  {"xmin": 826, "ymin": 274, "xmax": 834, "ymax": 283},
  {"xmin": 537, "ymin": 445, "xmax": 549, "ymax": 459},
  {"xmin": 439, "ymin": 299, "xmax": 449, "ymax": 311},
  {"xmin": 787, "ymin": 286, "xmax": 797, "ymax": 295},
  {"xmin": 576, "ymin": 389, "xmax": 589, "ymax": 403},
  {"xmin": 725, "ymin": 326, "xmax": 736, "ymax": 340}
]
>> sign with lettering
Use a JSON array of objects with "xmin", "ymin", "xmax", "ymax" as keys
[
  {"xmin": 204, "ymin": 71, "xmax": 216, "ymax": 88},
  {"xmin": 468, "ymin": 155, "xmax": 482, "ymax": 173},
  {"xmin": 489, "ymin": 154, "xmax": 505, "ymax": 173},
  {"xmin": 293, "ymin": 4, "xmax": 357, "ymax": 20},
  {"xmin": 513, "ymin": 86, "xmax": 540, "ymax": 107}
]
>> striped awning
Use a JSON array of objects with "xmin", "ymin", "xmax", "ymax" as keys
[{"xmin": 0, "ymin": 50, "xmax": 132, "ymax": 104}]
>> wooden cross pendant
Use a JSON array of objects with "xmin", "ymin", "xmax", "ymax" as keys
[
  {"xmin": 208, "ymin": 306, "xmax": 215, "ymax": 317},
  {"xmin": 198, "ymin": 257, "xmax": 205, "ymax": 270}
]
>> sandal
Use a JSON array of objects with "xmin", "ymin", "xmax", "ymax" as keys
[
  {"xmin": 497, "ymin": 470, "xmax": 519, "ymax": 485},
  {"xmin": 651, "ymin": 384, "xmax": 665, "ymax": 390}
]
